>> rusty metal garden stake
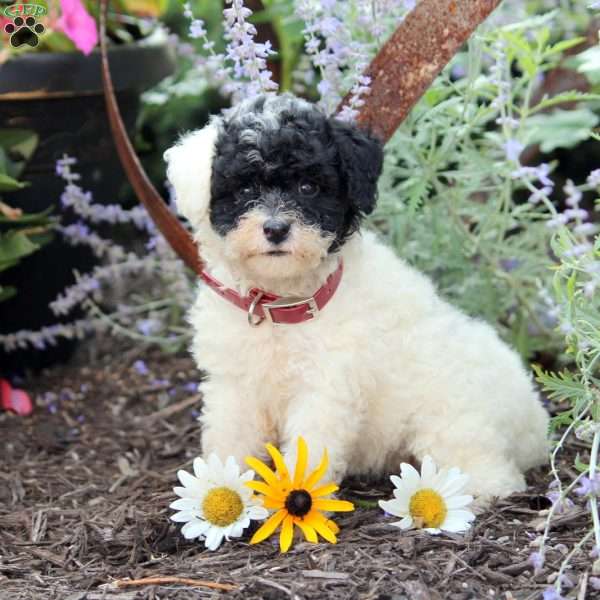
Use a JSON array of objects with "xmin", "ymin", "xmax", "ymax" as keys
[
  {"xmin": 100, "ymin": 0, "xmax": 502, "ymax": 272},
  {"xmin": 340, "ymin": 0, "xmax": 503, "ymax": 141}
]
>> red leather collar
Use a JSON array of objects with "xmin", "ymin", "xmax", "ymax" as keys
[{"xmin": 199, "ymin": 260, "xmax": 343, "ymax": 326}]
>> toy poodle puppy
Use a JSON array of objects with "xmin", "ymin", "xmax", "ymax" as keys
[{"xmin": 165, "ymin": 93, "xmax": 548, "ymax": 503}]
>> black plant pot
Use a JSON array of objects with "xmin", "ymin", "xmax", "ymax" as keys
[{"xmin": 0, "ymin": 41, "xmax": 175, "ymax": 375}]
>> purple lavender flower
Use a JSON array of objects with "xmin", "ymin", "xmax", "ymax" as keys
[
  {"xmin": 584, "ymin": 280, "xmax": 597, "ymax": 298},
  {"xmin": 133, "ymin": 360, "xmax": 150, "ymax": 376},
  {"xmin": 546, "ymin": 490, "xmax": 574, "ymax": 513},
  {"xmin": 183, "ymin": 382, "xmax": 199, "ymax": 393},
  {"xmin": 500, "ymin": 258, "xmax": 521, "ymax": 272},
  {"xmin": 528, "ymin": 551, "xmax": 544, "ymax": 573},
  {"xmin": 528, "ymin": 186, "xmax": 552, "ymax": 205},
  {"xmin": 574, "ymin": 223, "xmax": 598, "ymax": 236},
  {"xmin": 222, "ymin": 0, "xmax": 277, "ymax": 100},
  {"xmin": 587, "ymin": 168, "xmax": 600, "ymax": 187},
  {"xmin": 564, "ymin": 208, "xmax": 588, "ymax": 221},
  {"xmin": 564, "ymin": 180, "xmax": 582, "ymax": 207},
  {"xmin": 542, "ymin": 587, "xmax": 565, "ymax": 600},
  {"xmin": 136, "ymin": 318, "xmax": 162, "ymax": 337},
  {"xmin": 590, "ymin": 577, "xmax": 600, "ymax": 591},
  {"xmin": 503, "ymin": 139, "xmax": 524, "ymax": 162},
  {"xmin": 546, "ymin": 214, "xmax": 569, "ymax": 228},
  {"xmin": 563, "ymin": 242, "xmax": 592, "ymax": 258},
  {"xmin": 496, "ymin": 115, "xmax": 519, "ymax": 128},
  {"xmin": 574, "ymin": 474, "xmax": 600, "ymax": 497},
  {"xmin": 189, "ymin": 19, "xmax": 206, "ymax": 39}
]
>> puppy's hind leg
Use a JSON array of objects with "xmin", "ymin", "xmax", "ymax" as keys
[{"xmin": 409, "ymin": 419, "xmax": 527, "ymax": 509}]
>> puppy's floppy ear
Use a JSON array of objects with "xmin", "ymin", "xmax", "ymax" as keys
[
  {"xmin": 329, "ymin": 119, "xmax": 384, "ymax": 216},
  {"xmin": 164, "ymin": 122, "xmax": 220, "ymax": 227}
]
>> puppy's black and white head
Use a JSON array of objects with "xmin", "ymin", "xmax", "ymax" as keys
[{"xmin": 165, "ymin": 94, "xmax": 383, "ymax": 283}]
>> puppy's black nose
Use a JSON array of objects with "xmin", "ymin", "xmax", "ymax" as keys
[{"xmin": 263, "ymin": 219, "xmax": 290, "ymax": 244}]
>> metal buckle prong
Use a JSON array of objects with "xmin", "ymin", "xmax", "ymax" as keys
[
  {"xmin": 247, "ymin": 291, "xmax": 265, "ymax": 327},
  {"xmin": 262, "ymin": 296, "xmax": 319, "ymax": 324}
]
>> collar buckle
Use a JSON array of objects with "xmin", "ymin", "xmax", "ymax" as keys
[
  {"xmin": 263, "ymin": 296, "xmax": 319, "ymax": 324},
  {"xmin": 247, "ymin": 290, "xmax": 265, "ymax": 327}
]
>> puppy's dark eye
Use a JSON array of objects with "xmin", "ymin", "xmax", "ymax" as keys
[
  {"xmin": 298, "ymin": 182, "xmax": 319, "ymax": 197},
  {"xmin": 236, "ymin": 186, "xmax": 258, "ymax": 202}
]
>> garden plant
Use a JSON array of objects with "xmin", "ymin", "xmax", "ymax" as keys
[{"xmin": 0, "ymin": 0, "xmax": 600, "ymax": 599}]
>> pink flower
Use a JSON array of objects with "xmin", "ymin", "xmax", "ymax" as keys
[{"xmin": 57, "ymin": 0, "xmax": 98, "ymax": 55}]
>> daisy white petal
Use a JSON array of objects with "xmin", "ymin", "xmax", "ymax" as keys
[
  {"xmin": 441, "ymin": 517, "xmax": 473, "ymax": 533},
  {"xmin": 420, "ymin": 455, "xmax": 437, "ymax": 486},
  {"xmin": 182, "ymin": 520, "xmax": 209, "ymax": 539},
  {"xmin": 170, "ymin": 497, "xmax": 198, "ymax": 511},
  {"xmin": 193, "ymin": 457, "xmax": 208, "ymax": 479},
  {"xmin": 379, "ymin": 499, "xmax": 403, "ymax": 516},
  {"xmin": 391, "ymin": 516, "xmax": 413, "ymax": 529},
  {"xmin": 248, "ymin": 505, "xmax": 269, "ymax": 520},
  {"xmin": 170, "ymin": 510, "xmax": 199, "ymax": 522},
  {"xmin": 439, "ymin": 470, "xmax": 470, "ymax": 496},
  {"xmin": 205, "ymin": 527, "xmax": 224, "ymax": 550},
  {"xmin": 390, "ymin": 475, "xmax": 404, "ymax": 489},
  {"xmin": 240, "ymin": 469, "xmax": 255, "ymax": 482},
  {"xmin": 230, "ymin": 521, "xmax": 246, "ymax": 538},
  {"xmin": 224, "ymin": 455, "xmax": 240, "ymax": 482},
  {"xmin": 445, "ymin": 494, "xmax": 474, "ymax": 509},
  {"xmin": 399, "ymin": 462, "xmax": 421, "ymax": 489},
  {"xmin": 391, "ymin": 489, "xmax": 411, "ymax": 511},
  {"xmin": 177, "ymin": 470, "xmax": 204, "ymax": 493},
  {"xmin": 173, "ymin": 485, "xmax": 197, "ymax": 499},
  {"xmin": 207, "ymin": 453, "xmax": 223, "ymax": 473},
  {"xmin": 446, "ymin": 508, "xmax": 476, "ymax": 523}
]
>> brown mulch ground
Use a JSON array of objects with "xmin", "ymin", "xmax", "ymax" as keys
[{"xmin": 0, "ymin": 340, "xmax": 595, "ymax": 600}]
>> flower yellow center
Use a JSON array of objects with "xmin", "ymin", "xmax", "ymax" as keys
[
  {"xmin": 409, "ymin": 489, "xmax": 447, "ymax": 529},
  {"xmin": 202, "ymin": 487, "xmax": 243, "ymax": 526}
]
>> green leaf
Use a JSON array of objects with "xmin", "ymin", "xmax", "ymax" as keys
[
  {"xmin": 566, "ymin": 46, "xmax": 600, "ymax": 86},
  {"xmin": 0, "ymin": 206, "xmax": 53, "ymax": 225},
  {"xmin": 0, "ymin": 284, "xmax": 17, "ymax": 303},
  {"xmin": 533, "ymin": 365, "xmax": 587, "ymax": 402},
  {"xmin": 118, "ymin": 0, "xmax": 168, "ymax": 17},
  {"xmin": 574, "ymin": 453, "xmax": 590, "ymax": 473},
  {"xmin": 0, "ymin": 173, "xmax": 27, "ymax": 192},
  {"xmin": 530, "ymin": 92, "xmax": 600, "ymax": 114},
  {"xmin": 522, "ymin": 108, "xmax": 600, "ymax": 153},
  {"xmin": 546, "ymin": 37, "xmax": 586, "ymax": 57},
  {"xmin": 0, "ymin": 230, "xmax": 40, "ymax": 266}
]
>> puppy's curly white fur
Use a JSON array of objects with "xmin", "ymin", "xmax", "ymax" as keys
[{"xmin": 165, "ymin": 94, "xmax": 549, "ymax": 503}]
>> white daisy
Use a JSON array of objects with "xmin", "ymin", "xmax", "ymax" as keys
[
  {"xmin": 379, "ymin": 455, "xmax": 476, "ymax": 534},
  {"xmin": 170, "ymin": 454, "xmax": 269, "ymax": 550}
]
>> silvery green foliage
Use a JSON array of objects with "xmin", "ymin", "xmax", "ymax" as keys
[
  {"xmin": 531, "ymin": 228, "xmax": 600, "ymax": 598},
  {"xmin": 371, "ymin": 13, "xmax": 600, "ymax": 359}
]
